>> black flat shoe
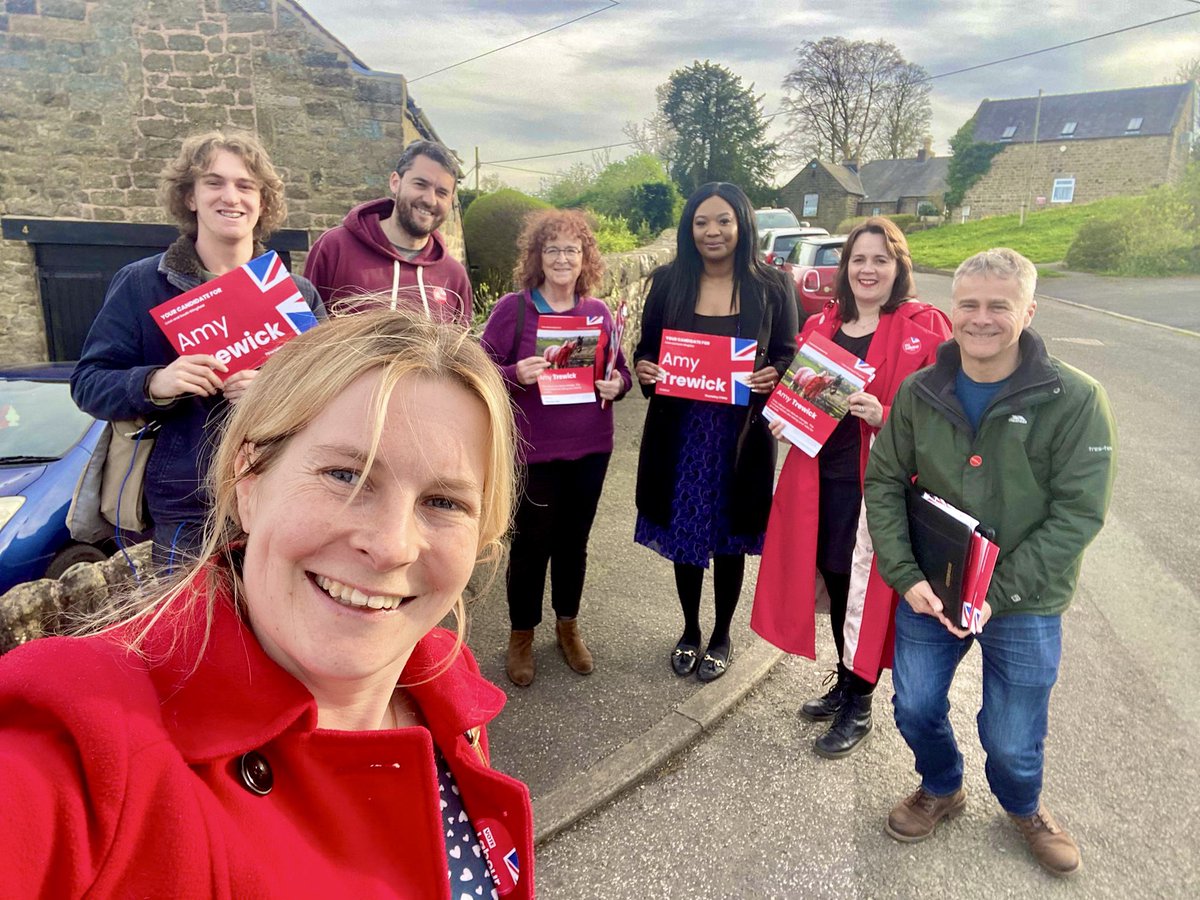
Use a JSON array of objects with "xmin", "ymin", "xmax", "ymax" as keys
[
  {"xmin": 671, "ymin": 639, "xmax": 700, "ymax": 677},
  {"xmin": 697, "ymin": 640, "xmax": 732, "ymax": 683}
]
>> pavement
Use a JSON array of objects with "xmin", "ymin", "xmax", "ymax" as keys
[
  {"xmin": 465, "ymin": 266, "xmax": 1199, "ymax": 855},
  {"xmin": 515, "ymin": 274, "xmax": 1200, "ymax": 898},
  {"xmin": 462, "ymin": 387, "xmax": 787, "ymax": 846}
]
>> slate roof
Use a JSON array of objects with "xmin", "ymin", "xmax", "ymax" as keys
[
  {"xmin": 816, "ymin": 160, "xmax": 865, "ymax": 195},
  {"xmin": 859, "ymin": 157, "xmax": 950, "ymax": 202},
  {"xmin": 971, "ymin": 83, "xmax": 1193, "ymax": 143}
]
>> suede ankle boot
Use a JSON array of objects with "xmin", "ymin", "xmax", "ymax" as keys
[
  {"xmin": 555, "ymin": 617, "xmax": 594, "ymax": 675},
  {"xmin": 813, "ymin": 691, "xmax": 873, "ymax": 758},
  {"xmin": 506, "ymin": 629, "xmax": 536, "ymax": 687}
]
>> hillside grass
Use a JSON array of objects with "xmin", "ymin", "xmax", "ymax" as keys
[{"xmin": 907, "ymin": 195, "xmax": 1146, "ymax": 271}]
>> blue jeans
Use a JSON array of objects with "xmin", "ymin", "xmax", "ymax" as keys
[{"xmin": 891, "ymin": 601, "xmax": 1062, "ymax": 817}]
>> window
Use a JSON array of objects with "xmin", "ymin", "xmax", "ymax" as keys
[
  {"xmin": 1051, "ymin": 177, "xmax": 1075, "ymax": 203},
  {"xmin": 1001, "ymin": 125, "xmax": 1017, "ymax": 140},
  {"xmin": 1126, "ymin": 116, "xmax": 1143, "ymax": 133},
  {"xmin": 1060, "ymin": 122, "xmax": 1077, "ymax": 136},
  {"xmin": 802, "ymin": 193, "xmax": 818, "ymax": 216},
  {"xmin": 871, "ymin": 207, "xmax": 881, "ymax": 215}
]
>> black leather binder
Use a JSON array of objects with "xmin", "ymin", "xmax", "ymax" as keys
[{"xmin": 904, "ymin": 483, "xmax": 975, "ymax": 623}]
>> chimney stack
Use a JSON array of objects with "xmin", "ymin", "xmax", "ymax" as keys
[{"xmin": 916, "ymin": 138, "xmax": 934, "ymax": 162}]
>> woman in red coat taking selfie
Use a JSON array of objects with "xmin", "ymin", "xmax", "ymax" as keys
[{"xmin": 0, "ymin": 311, "xmax": 535, "ymax": 899}]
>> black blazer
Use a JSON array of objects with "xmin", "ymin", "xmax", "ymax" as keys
[{"xmin": 633, "ymin": 266, "xmax": 798, "ymax": 535}]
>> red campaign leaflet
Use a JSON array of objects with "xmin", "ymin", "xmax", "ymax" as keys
[
  {"xmin": 763, "ymin": 331, "xmax": 876, "ymax": 457},
  {"xmin": 535, "ymin": 314, "xmax": 605, "ymax": 405},
  {"xmin": 149, "ymin": 251, "xmax": 319, "ymax": 378},
  {"xmin": 655, "ymin": 329, "xmax": 757, "ymax": 405}
]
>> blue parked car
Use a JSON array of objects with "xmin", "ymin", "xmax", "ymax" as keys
[{"xmin": 0, "ymin": 363, "xmax": 114, "ymax": 593}]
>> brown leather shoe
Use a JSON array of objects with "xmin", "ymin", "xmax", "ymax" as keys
[
  {"xmin": 885, "ymin": 786, "xmax": 967, "ymax": 843},
  {"xmin": 506, "ymin": 629, "xmax": 535, "ymax": 687},
  {"xmin": 555, "ymin": 617, "xmax": 594, "ymax": 675},
  {"xmin": 1009, "ymin": 804, "xmax": 1082, "ymax": 877}
]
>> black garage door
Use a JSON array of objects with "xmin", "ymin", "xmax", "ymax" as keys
[{"xmin": 2, "ymin": 219, "xmax": 308, "ymax": 361}]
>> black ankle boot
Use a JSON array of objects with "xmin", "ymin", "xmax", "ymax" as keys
[
  {"xmin": 814, "ymin": 692, "xmax": 873, "ymax": 758},
  {"xmin": 799, "ymin": 670, "xmax": 849, "ymax": 722}
]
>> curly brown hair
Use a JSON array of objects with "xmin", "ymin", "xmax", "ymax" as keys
[
  {"xmin": 158, "ymin": 130, "xmax": 287, "ymax": 240},
  {"xmin": 512, "ymin": 209, "xmax": 605, "ymax": 296}
]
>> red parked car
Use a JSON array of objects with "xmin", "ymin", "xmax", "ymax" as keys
[{"xmin": 783, "ymin": 235, "xmax": 846, "ymax": 316}]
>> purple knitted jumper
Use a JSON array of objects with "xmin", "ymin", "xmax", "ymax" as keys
[{"xmin": 480, "ymin": 290, "xmax": 632, "ymax": 465}]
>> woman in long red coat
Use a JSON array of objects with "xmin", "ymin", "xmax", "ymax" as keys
[
  {"xmin": 752, "ymin": 217, "xmax": 950, "ymax": 759},
  {"xmin": 0, "ymin": 311, "xmax": 535, "ymax": 898}
]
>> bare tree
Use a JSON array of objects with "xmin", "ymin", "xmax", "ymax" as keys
[
  {"xmin": 622, "ymin": 84, "xmax": 677, "ymax": 170},
  {"xmin": 1173, "ymin": 56, "xmax": 1200, "ymax": 83},
  {"xmin": 870, "ymin": 61, "xmax": 933, "ymax": 159},
  {"xmin": 782, "ymin": 37, "xmax": 929, "ymax": 164}
]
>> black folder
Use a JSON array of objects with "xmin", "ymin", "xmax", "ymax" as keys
[{"xmin": 904, "ymin": 484, "xmax": 978, "ymax": 624}]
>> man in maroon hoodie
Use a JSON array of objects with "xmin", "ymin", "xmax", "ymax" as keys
[{"xmin": 304, "ymin": 140, "xmax": 473, "ymax": 327}]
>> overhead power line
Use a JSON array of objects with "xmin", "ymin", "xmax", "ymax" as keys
[
  {"xmin": 476, "ymin": 9, "xmax": 1197, "ymax": 168},
  {"xmin": 409, "ymin": 1, "xmax": 620, "ymax": 83},
  {"xmin": 926, "ymin": 9, "xmax": 1200, "ymax": 80}
]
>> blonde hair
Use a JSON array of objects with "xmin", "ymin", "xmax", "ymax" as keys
[
  {"xmin": 159, "ymin": 130, "xmax": 288, "ymax": 240},
  {"xmin": 75, "ymin": 309, "xmax": 517, "ymax": 676}
]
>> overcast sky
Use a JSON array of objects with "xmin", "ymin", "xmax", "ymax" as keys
[{"xmin": 298, "ymin": 0, "xmax": 1200, "ymax": 192}]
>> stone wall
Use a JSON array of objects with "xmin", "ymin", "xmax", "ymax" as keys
[
  {"xmin": 593, "ymin": 230, "xmax": 675, "ymax": 352},
  {"xmin": 0, "ymin": 0, "xmax": 464, "ymax": 364},
  {"xmin": 958, "ymin": 134, "xmax": 1179, "ymax": 220},
  {"xmin": 778, "ymin": 168, "xmax": 859, "ymax": 234}
]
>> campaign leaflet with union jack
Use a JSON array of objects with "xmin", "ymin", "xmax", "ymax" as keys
[
  {"xmin": 149, "ymin": 251, "xmax": 319, "ymax": 378},
  {"xmin": 535, "ymin": 314, "xmax": 605, "ymax": 405},
  {"xmin": 655, "ymin": 329, "xmax": 757, "ymax": 406},
  {"xmin": 764, "ymin": 331, "xmax": 876, "ymax": 457}
]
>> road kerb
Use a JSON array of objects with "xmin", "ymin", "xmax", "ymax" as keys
[
  {"xmin": 1039, "ymin": 292, "xmax": 1200, "ymax": 338},
  {"xmin": 531, "ymin": 638, "xmax": 785, "ymax": 846}
]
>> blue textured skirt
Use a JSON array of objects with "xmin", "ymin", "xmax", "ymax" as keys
[{"xmin": 634, "ymin": 400, "xmax": 765, "ymax": 567}]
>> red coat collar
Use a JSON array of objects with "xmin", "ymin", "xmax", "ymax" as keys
[{"xmin": 139, "ymin": 576, "xmax": 507, "ymax": 763}]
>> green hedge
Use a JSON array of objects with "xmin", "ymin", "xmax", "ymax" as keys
[{"xmin": 462, "ymin": 189, "xmax": 551, "ymax": 301}]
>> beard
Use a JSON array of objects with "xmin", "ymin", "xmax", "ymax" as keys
[{"xmin": 393, "ymin": 192, "xmax": 445, "ymax": 239}]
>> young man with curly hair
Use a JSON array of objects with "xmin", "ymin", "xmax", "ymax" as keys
[{"xmin": 71, "ymin": 131, "xmax": 324, "ymax": 566}]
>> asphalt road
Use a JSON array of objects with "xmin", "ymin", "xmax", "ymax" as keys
[{"xmin": 533, "ymin": 275, "xmax": 1200, "ymax": 898}]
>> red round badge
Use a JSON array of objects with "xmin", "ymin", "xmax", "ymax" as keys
[
  {"xmin": 969, "ymin": 455, "xmax": 982, "ymax": 467},
  {"xmin": 902, "ymin": 336, "xmax": 922, "ymax": 354},
  {"xmin": 476, "ymin": 817, "xmax": 520, "ymax": 895}
]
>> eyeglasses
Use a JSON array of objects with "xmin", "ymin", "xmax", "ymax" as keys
[{"xmin": 542, "ymin": 246, "xmax": 582, "ymax": 258}]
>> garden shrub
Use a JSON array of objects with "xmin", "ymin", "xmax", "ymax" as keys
[
  {"xmin": 463, "ymin": 189, "xmax": 551, "ymax": 299},
  {"xmin": 1064, "ymin": 219, "xmax": 1132, "ymax": 272}
]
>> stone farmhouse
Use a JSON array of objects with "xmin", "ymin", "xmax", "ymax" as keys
[
  {"xmin": 778, "ymin": 142, "xmax": 950, "ymax": 234},
  {"xmin": 0, "ymin": 0, "xmax": 464, "ymax": 364},
  {"xmin": 956, "ymin": 82, "xmax": 1197, "ymax": 220}
]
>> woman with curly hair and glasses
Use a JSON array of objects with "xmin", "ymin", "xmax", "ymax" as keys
[{"xmin": 481, "ymin": 209, "xmax": 631, "ymax": 687}]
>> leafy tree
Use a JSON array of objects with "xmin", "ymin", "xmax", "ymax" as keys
[
  {"xmin": 659, "ymin": 61, "xmax": 778, "ymax": 197},
  {"xmin": 943, "ymin": 116, "xmax": 1006, "ymax": 209},
  {"xmin": 782, "ymin": 37, "xmax": 931, "ymax": 164}
]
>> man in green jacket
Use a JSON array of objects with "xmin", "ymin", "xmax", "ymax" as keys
[{"xmin": 864, "ymin": 247, "xmax": 1115, "ymax": 878}]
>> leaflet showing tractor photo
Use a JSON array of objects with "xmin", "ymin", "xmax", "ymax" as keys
[{"xmin": 764, "ymin": 331, "xmax": 876, "ymax": 457}]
